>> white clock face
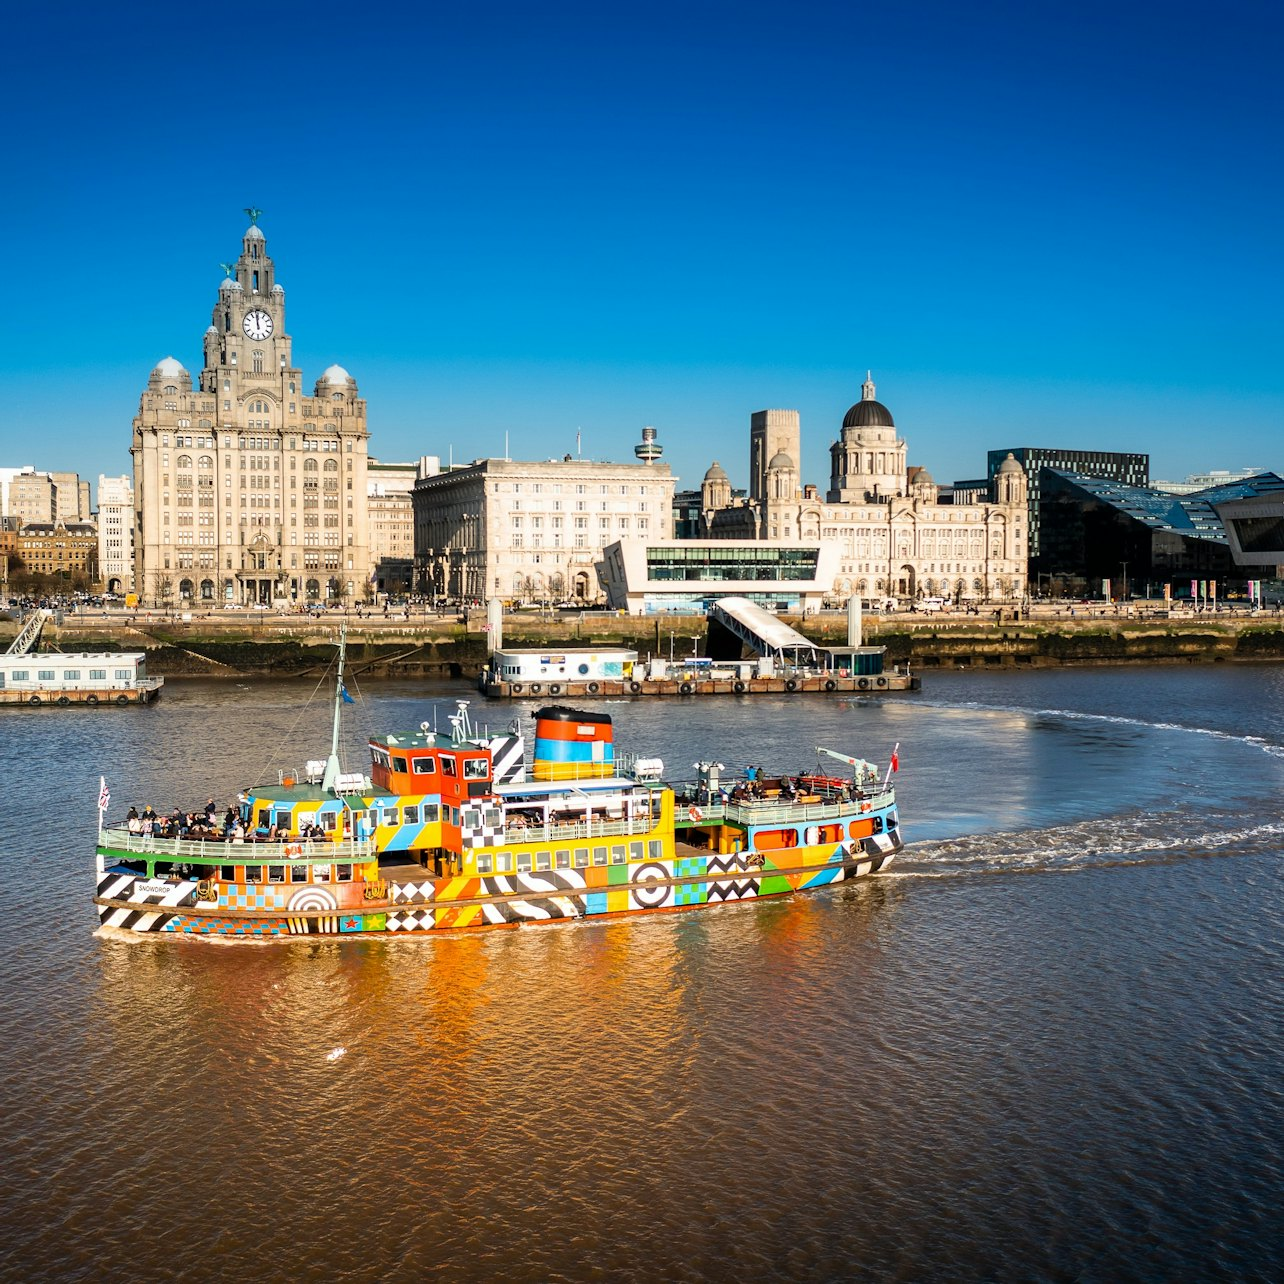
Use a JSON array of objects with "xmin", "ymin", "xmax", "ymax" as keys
[{"xmin": 243, "ymin": 309, "xmax": 274, "ymax": 340}]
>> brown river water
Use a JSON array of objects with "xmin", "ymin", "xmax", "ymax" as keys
[{"xmin": 2, "ymin": 666, "xmax": 1283, "ymax": 1282}]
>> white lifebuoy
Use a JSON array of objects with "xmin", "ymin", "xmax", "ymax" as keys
[{"xmin": 688, "ymin": 805, "xmax": 704, "ymax": 823}]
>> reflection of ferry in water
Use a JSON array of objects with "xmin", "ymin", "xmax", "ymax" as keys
[{"xmin": 94, "ymin": 639, "xmax": 902, "ymax": 938}]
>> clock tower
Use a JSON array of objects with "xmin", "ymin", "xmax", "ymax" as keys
[{"xmin": 132, "ymin": 215, "xmax": 371, "ymax": 608}]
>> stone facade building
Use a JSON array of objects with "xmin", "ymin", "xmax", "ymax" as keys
[
  {"xmin": 132, "ymin": 218, "xmax": 370, "ymax": 606},
  {"xmin": 96, "ymin": 474, "xmax": 134, "ymax": 593},
  {"xmin": 367, "ymin": 458, "xmax": 429, "ymax": 598},
  {"xmin": 4, "ymin": 470, "xmax": 90, "ymax": 526},
  {"xmin": 15, "ymin": 522, "xmax": 99, "ymax": 585},
  {"xmin": 414, "ymin": 443, "xmax": 675, "ymax": 604},
  {"xmin": 700, "ymin": 375, "xmax": 1028, "ymax": 602}
]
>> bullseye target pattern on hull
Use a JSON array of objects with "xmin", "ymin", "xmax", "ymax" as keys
[{"xmin": 629, "ymin": 861, "xmax": 674, "ymax": 909}]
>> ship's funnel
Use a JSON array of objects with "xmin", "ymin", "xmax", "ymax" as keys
[{"xmin": 532, "ymin": 707, "xmax": 614, "ymax": 781}]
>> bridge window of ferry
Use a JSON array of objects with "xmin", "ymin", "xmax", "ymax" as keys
[
  {"xmin": 574, "ymin": 848, "xmax": 589, "ymax": 868},
  {"xmin": 476, "ymin": 855, "xmax": 493, "ymax": 874},
  {"xmin": 556, "ymin": 849, "xmax": 570, "ymax": 869},
  {"xmin": 440, "ymin": 757, "xmax": 457, "ymax": 778},
  {"xmin": 517, "ymin": 853, "xmax": 532, "ymax": 873},
  {"xmin": 535, "ymin": 851, "xmax": 551, "ymax": 872},
  {"xmin": 463, "ymin": 757, "xmax": 489, "ymax": 780},
  {"xmin": 391, "ymin": 756, "xmax": 408, "ymax": 773},
  {"xmin": 412, "ymin": 757, "xmax": 437, "ymax": 776}
]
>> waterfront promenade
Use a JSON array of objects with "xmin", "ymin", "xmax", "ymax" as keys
[{"xmin": 4, "ymin": 602, "xmax": 1283, "ymax": 678}]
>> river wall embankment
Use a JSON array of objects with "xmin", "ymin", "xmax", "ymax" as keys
[{"xmin": 6, "ymin": 610, "xmax": 1284, "ymax": 679}]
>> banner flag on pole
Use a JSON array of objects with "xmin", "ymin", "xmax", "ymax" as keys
[
  {"xmin": 884, "ymin": 742, "xmax": 901, "ymax": 787},
  {"xmin": 98, "ymin": 776, "xmax": 110, "ymax": 813}
]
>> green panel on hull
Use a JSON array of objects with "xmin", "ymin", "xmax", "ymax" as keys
[{"xmin": 757, "ymin": 875, "xmax": 794, "ymax": 897}]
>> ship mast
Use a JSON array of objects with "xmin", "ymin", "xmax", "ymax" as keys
[{"xmin": 321, "ymin": 625, "xmax": 348, "ymax": 793}]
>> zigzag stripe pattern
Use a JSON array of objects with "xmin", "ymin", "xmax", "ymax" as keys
[
  {"xmin": 705, "ymin": 878, "xmax": 761, "ymax": 902},
  {"xmin": 707, "ymin": 854, "xmax": 752, "ymax": 876}
]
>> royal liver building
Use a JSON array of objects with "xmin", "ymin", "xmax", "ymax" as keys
[{"xmin": 132, "ymin": 216, "xmax": 370, "ymax": 606}]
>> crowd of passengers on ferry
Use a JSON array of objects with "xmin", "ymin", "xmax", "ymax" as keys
[{"xmin": 122, "ymin": 799, "xmax": 327, "ymax": 844}]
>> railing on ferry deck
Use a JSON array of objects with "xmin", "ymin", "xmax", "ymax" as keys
[
  {"xmin": 500, "ymin": 810, "xmax": 661, "ymax": 844},
  {"xmin": 97, "ymin": 826, "xmax": 375, "ymax": 862},
  {"xmin": 673, "ymin": 789, "xmax": 895, "ymax": 827}
]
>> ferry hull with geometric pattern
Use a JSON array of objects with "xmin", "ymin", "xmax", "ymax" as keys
[{"xmin": 95, "ymin": 702, "xmax": 901, "ymax": 938}]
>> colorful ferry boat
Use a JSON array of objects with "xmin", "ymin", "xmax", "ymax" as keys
[{"xmin": 94, "ymin": 646, "xmax": 902, "ymax": 937}]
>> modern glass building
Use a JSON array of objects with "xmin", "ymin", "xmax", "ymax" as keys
[
  {"xmin": 1037, "ymin": 469, "xmax": 1284, "ymax": 592},
  {"xmin": 598, "ymin": 539, "xmax": 838, "ymax": 614},
  {"xmin": 986, "ymin": 447, "xmax": 1150, "ymax": 559}
]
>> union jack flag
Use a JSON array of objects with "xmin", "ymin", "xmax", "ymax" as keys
[{"xmin": 98, "ymin": 776, "xmax": 110, "ymax": 813}]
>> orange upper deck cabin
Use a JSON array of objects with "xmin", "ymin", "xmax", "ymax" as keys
[{"xmin": 368, "ymin": 730, "xmax": 492, "ymax": 810}]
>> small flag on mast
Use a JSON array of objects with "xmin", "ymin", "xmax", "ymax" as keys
[
  {"xmin": 340, "ymin": 686, "xmax": 355, "ymax": 704},
  {"xmin": 98, "ymin": 776, "xmax": 110, "ymax": 813}
]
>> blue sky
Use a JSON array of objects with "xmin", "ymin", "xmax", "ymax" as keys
[{"xmin": 3, "ymin": 0, "xmax": 1281, "ymax": 500}]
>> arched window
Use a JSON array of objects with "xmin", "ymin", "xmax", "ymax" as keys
[
  {"xmin": 200, "ymin": 579, "xmax": 215, "ymax": 600},
  {"xmin": 177, "ymin": 454, "xmax": 192, "ymax": 468},
  {"xmin": 304, "ymin": 458, "xmax": 318, "ymax": 472},
  {"xmin": 198, "ymin": 455, "xmax": 212, "ymax": 469},
  {"xmin": 323, "ymin": 458, "xmax": 338, "ymax": 472},
  {"xmin": 306, "ymin": 579, "xmax": 320, "ymax": 600}
]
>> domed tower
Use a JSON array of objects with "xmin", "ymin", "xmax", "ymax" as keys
[
  {"xmin": 766, "ymin": 449, "xmax": 798, "ymax": 501},
  {"xmin": 827, "ymin": 372, "xmax": 908, "ymax": 503},
  {"xmin": 701, "ymin": 460, "xmax": 732, "ymax": 523},
  {"xmin": 994, "ymin": 452, "xmax": 1028, "ymax": 507},
  {"xmin": 908, "ymin": 465, "xmax": 938, "ymax": 504}
]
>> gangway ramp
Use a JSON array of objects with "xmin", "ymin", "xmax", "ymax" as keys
[
  {"xmin": 708, "ymin": 597, "xmax": 824, "ymax": 667},
  {"xmin": 6, "ymin": 609, "xmax": 52, "ymax": 655}
]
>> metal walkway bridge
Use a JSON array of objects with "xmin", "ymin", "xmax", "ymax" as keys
[
  {"xmin": 6, "ymin": 609, "xmax": 52, "ymax": 655},
  {"xmin": 707, "ymin": 597, "xmax": 824, "ymax": 666}
]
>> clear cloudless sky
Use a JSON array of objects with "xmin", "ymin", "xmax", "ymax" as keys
[{"xmin": 2, "ymin": 0, "xmax": 1281, "ymax": 500}]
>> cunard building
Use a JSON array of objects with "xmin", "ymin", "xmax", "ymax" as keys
[{"xmin": 132, "ymin": 215, "xmax": 370, "ymax": 606}]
